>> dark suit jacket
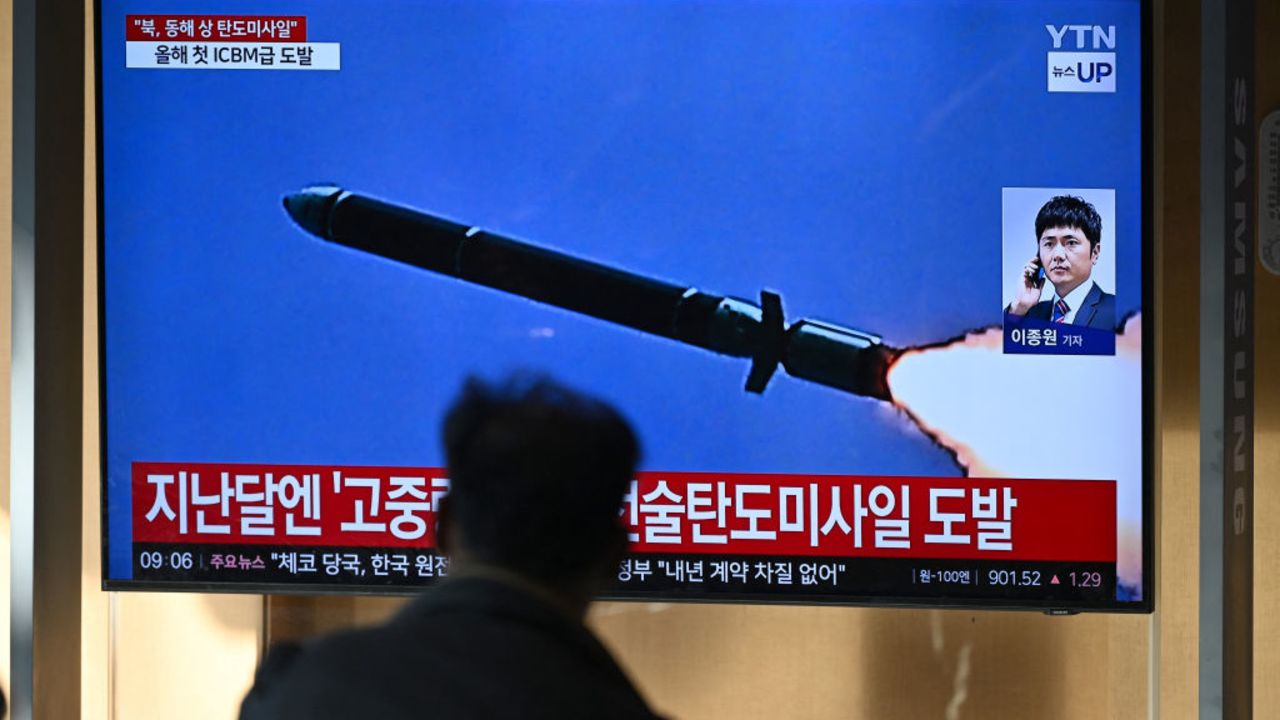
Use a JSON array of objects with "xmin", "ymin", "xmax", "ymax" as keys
[
  {"xmin": 1023, "ymin": 282, "xmax": 1115, "ymax": 330},
  {"xmin": 239, "ymin": 577, "xmax": 663, "ymax": 720}
]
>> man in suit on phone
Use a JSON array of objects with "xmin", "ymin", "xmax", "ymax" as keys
[{"xmin": 1006, "ymin": 195, "xmax": 1115, "ymax": 331}]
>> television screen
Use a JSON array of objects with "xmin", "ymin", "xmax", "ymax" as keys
[{"xmin": 99, "ymin": 0, "xmax": 1151, "ymax": 611}]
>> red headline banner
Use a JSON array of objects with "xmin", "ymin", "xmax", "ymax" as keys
[
  {"xmin": 126, "ymin": 15, "xmax": 307, "ymax": 42},
  {"xmin": 131, "ymin": 463, "xmax": 1116, "ymax": 561}
]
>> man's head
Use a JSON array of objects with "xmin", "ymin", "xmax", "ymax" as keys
[
  {"xmin": 438, "ymin": 375, "xmax": 638, "ymax": 594},
  {"xmin": 1034, "ymin": 195, "xmax": 1102, "ymax": 297}
]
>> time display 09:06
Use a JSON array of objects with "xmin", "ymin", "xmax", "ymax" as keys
[{"xmin": 987, "ymin": 569, "xmax": 1041, "ymax": 586}]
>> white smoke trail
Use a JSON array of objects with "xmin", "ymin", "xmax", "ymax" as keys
[{"xmin": 887, "ymin": 315, "xmax": 1143, "ymax": 593}]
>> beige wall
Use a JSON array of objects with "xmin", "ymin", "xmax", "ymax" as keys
[
  {"xmin": 1253, "ymin": 0, "xmax": 1280, "ymax": 710},
  {"xmin": 592, "ymin": 604, "xmax": 1149, "ymax": 719},
  {"xmin": 268, "ymin": 597, "xmax": 1151, "ymax": 719}
]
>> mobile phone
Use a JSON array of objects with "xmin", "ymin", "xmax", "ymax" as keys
[{"xmin": 1029, "ymin": 257, "xmax": 1045, "ymax": 288}]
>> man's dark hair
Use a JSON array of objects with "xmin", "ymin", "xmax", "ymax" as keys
[
  {"xmin": 442, "ymin": 375, "xmax": 639, "ymax": 585},
  {"xmin": 1035, "ymin": 195, "xmax": 1102, "ymax": 249}
]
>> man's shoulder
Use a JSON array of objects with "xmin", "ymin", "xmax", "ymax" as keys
[
  {"xmin": 1086, "ymin": 283, "xmax": 1116, "ymax": 315},
  {"xmin": 239, "ymin": 624, "xmax": 408, "ymax": 720},
  {"xmin": 240, "ymin": 580, "xmax": 664, "ymax": 720},
  {"xmin": 1076, "ymin": 283, "xmax": 1116, "ymax": 330},
  {"xmin": 240, "ymin": 606, "xmax": 512, "ymax": 719}
]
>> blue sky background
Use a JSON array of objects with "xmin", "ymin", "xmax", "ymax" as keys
[{"xmin": 101, "ymin": 0, "xmax": 1143, "ymax": 582}]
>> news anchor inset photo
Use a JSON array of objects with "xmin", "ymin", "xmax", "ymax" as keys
[{"xmin": 1002, "ymin": 188, "xmax": 1117, "ymax": 356}]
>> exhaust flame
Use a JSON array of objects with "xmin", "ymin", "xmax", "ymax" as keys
[{"xmin": 887, "ymin": 315, "xmax": 1143, "ymax": 593}]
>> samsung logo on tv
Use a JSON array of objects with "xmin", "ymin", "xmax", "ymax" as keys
[{"xmin": 1045, "ymin": 24, "xmax": 1116, "ymax": 94}]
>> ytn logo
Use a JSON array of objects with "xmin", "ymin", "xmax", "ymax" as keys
[
  {"xmin": 1045, "ymin": 24, "xmax": 1116, "ymax": 50},
  {"xmin": 1045, "ymin": 24, "xmax": 1116, "ymax": 93}
]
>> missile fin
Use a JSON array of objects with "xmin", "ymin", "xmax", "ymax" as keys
[{"xmin": 744, "ymin": 290, "xmax": 785, "ymax": 394}]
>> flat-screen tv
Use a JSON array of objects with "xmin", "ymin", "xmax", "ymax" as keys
[{"xmin": 99, "ymin": 0, "xmax": 1152, "ymax": 612}]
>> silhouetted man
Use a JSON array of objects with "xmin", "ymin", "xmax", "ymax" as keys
[{"xmin": 239, "ymin": 376, "xmax": 663, "ymax": 720}]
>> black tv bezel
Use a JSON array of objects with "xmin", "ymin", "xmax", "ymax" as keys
[{"xmin": 95, "ymin": 0, "xmax": 1155, "ymax": 614}]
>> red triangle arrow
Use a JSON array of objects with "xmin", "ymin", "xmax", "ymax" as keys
[{"xmin": 1050, "ymin": 574, "xmax": 1060, "ymax": 585}]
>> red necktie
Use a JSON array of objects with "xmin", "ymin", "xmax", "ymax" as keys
[{"xmin": 1052, "ymin": 299, "xmax": 1069, "ymax": 323}]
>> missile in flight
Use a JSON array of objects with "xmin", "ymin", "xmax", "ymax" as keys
[{"xmin": 283, "ymin": 185, "xmax": 897, "ymax": 401}]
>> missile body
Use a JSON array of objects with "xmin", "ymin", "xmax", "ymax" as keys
[{"xmin": 284, "ymin": 185, "xmax": 896, "ymax": 401}]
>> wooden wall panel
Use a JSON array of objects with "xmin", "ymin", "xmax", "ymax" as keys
[
  {"xmin": 1251, "ymin": 0, "xmax": 1280, "ymax": 712},
  {"xmin": 590, "ymin": 605, "xmax": 1146, "ymax": 720},
  {"xmin": 80, "ymin": 3, "xmax": 109, "ymax": 716},
  {"xmin": 1151, "ymin": 0, "xmax": 1201, "ymax": 717}
]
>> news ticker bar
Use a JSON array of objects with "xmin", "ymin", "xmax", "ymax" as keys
[
  {"xmin": 131, "ymin": 463, "xmax": 1117, "ymax": 562},
  {"xmin": 130, "ymin": 543, "xmax": 1115, "ymax": 602}
]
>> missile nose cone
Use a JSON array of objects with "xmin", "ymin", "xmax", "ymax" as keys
[{"xmin": 283, "ymin": 185, "xmax": 344, "ymax": 239}]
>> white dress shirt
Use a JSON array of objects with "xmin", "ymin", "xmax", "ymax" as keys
[{"xmin": 1051, "ymin": 280, "xmax": 1096, "ymax": 324}]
